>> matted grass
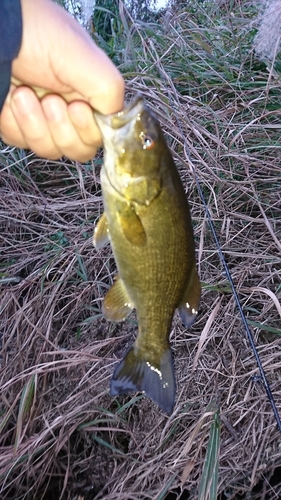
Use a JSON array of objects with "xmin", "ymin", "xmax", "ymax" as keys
[{"xmin": 1, "ymin": 1, "xmax": 281, "ymax": 499}]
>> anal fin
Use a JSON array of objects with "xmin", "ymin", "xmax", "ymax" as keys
[
  {"xmin": 110, "ymin": 345, "xmax": 175, "ymax": 415},
  {"xmin": 103, "ymin": 277, "xmax": 134, "ymax": 322},
  {"xmin": 178, "ymin": 263, "xmax": 201, "ymax": 328}
]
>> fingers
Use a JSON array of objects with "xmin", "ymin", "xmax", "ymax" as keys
[
  {"xmin": 0, "ymin": 90, "xmax": 28, "ymax": 150},
  {"xmin": 41, "ymin": 94, "xmax": 100, "ymax": 161},
  {"xmin": 0, "ymin": 86, "xmax": 100, "ymax": 161},
  {"xmin": 68, "ymin": 100, "xmax": 102, "ymax": 147},
  {"xmin": 3, "ymin": 0, "xmax": 125, "ymax": 161},
  {"xmin": 3, "ymin": 86, "xmax": 62, "ymax": 158}
]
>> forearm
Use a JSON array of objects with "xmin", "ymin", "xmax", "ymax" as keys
[{"xmin": 0, "ymin": 0, "xmax": 22, "ymax": 111}]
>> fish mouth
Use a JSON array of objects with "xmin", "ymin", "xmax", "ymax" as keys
[{"xmin": 94, "ymin": 94, "xmax": 145, "ymax": 132}]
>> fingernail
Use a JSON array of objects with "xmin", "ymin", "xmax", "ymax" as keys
[
  {"xmin": 12, "ymin": 91, "xmax": 35, "ymax": 115},
  {"xmin": 43, "ymin": 99, "xmax": 64, "ymax": 123},
  {"xmin": 69, "ymin": 107, "xmax": 89, "ymax": 128}
]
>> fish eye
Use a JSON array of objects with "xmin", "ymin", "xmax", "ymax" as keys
[{"xmin": 140, "ymin": 133, "xmax": 155, "ymax": 150}]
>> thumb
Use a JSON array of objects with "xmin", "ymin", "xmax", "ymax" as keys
[{"xmin": 57, "ymin": 34, "xmax": 125, "ymax": 115}]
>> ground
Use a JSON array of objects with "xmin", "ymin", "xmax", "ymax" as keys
[{"xmin": 1, "ymin": 1, "xmax": 281, "ymax": 498}]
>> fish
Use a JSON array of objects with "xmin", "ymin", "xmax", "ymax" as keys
[{"xmin": 93, "ymin": 95, "xmax": 201, "ymax": 415}]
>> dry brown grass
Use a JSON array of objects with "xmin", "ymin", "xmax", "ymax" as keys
[{"xmin": 1, "ymin": 2, "xmax": 281, "ymax": 499}]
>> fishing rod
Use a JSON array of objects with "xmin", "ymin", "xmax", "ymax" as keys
[
  {"xmin": 137, "ymin": 27, "xmax": 281, "ymax": 429},
  {"xmin": 172, "ymin": 98, "xmax": 281, "ymax": 433},
  {"xmin": 194, "ymin": 175, "xmax": 281, "ymax": 433},
  {"xmin": 148, "ymin": 53, "xmax": 281, "ymax": 430}
]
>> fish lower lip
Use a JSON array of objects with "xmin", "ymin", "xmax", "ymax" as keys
[
  {"xmin": 95, "ymin": 94, "xmax": 144, "ymax": 130},
  {"xmin": 118, "ymin": 94, "xmax": 143, "ymax": 116}
]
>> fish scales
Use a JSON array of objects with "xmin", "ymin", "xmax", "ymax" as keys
[{"xmin": 93, "ymin": 96, "xmax": 201, "ymax": 414}]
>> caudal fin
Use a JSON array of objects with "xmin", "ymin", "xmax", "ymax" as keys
[{"xmin": 110, "ymin": 345, "xmax": 175, "ymax": 415}]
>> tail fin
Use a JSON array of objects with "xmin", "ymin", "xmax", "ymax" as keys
[{"xmin": 110, "ymin": 345, "xmax": 175, "ymax": 415}]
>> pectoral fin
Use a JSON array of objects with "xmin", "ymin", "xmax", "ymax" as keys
[
  {"xmin": 93, "ymin": 213, "xmax": 110, "ymax": 250},
  {"xmin": 102, "ymin": 277, "xmax": 134, "ymax": 322},
  {"xmin": 117, "ymin": 203, "xmax": 146, "ymax": 247},
  {"xmin": 178, "ymin": 263, "xmax": 201, "ymax": 329}
]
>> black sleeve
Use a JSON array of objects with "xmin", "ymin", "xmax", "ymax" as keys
[{"xmin": 0, "ymin": 0, "xmax": 23, "ymax": 111}]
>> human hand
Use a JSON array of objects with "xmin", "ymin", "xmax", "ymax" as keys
[{"xmin": 0, "ymin": 0, "xmax": 124, "ymax": 161}]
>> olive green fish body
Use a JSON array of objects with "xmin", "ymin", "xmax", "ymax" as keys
[{"xmin": 94, "ymin": 97, "xmax": 200, "ymax": 414}]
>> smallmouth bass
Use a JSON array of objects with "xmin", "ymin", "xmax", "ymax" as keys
[{"xmin": 93, "ymin": 96, "xmax": 200, "ymax": 414}]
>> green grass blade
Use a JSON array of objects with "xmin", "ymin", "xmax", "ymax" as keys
[
  {"xmin": 0, "ymin": 407, "xmax": 13, "ymax": 434},
  {"xmin": 198, "ymin": 409, "xmax": 220, "ymax": 500},
  {"xmin": 14, "ymin": 375, "xmax": 37, "ymax": 453},
  {"xmin": 156, "ymin": 474, "xmax": 177, "ymax": 500},
  {"xmin": 92, "ymin": 434, "xmax": 127, "ymax": 457},
  {"xmin": 246, "ymin": 320, "xmax": 281, "ymax": 336}
]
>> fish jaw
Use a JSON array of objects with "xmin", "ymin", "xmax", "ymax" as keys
[
  {"xmin": 94, "ymin": 95, "xmax": 145, "ymax": 185},
  {"xmin": 94, "ymin": 95, "xmax": 164, "ymax": 206},
  {"xmin": 94, "ymin": 94, "xmax": 144, "ymax": 133}
]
